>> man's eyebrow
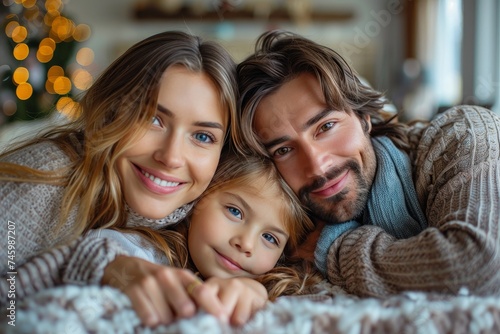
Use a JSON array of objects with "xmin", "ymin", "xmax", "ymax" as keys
[
  {"xmin": 303, "ymin": 108, "xmax": 333, "ymax": 130},
  {"xmin": 263, "ymin": 136, "xmax": 290, "ymax": 150},
  {"xmin": 157, "ymin": 104, "xmax": 223, "ymax": 131},
  {"xmin": 262, "ymin": 108, "xmax": 333, "ymax": 150}
]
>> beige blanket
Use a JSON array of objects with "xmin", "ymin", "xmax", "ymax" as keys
[{"xmin": 3, "ymin": 281, "xmax": 500, "ymax": 333}]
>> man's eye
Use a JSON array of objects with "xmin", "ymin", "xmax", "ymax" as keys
[
  {"xmin": 273, "ymin": 147, "xmax": 291, "ymax": 157},
  {"xmin": 227, "ymin": 206, "xmax": 242, "ymax": 219},
  {"xmin": 319, "ymin": 122, "xmax": 334, "ymax": 132}
]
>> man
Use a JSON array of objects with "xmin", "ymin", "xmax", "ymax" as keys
[{"xmin": 237, "ymin": 30, "xmax": 500, "ymax": 297}]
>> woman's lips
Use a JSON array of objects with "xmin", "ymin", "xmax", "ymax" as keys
[
  {"xmin": 133, "ymin": 164, "xmax": 185, "ymax": 195},
  {"xmin": 311, "ymin": 170, "xmax": 349, "ymax": 198}
]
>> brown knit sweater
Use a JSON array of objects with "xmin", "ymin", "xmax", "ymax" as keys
[
  {"xmin": 0, "ymin": 141, "xmax": 191, "ymax": 304},
  {"xmin": 324, "ymin": 105, "xmax": 500, "ymax": 297}
]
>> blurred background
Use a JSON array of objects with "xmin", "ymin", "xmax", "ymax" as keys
[{"xmin": 1, "ymin": 0, "xmax": 499, "ymax": 147}]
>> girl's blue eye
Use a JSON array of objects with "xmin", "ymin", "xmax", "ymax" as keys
[
  {"xmin": 262, "ymin": 233, "xmax": 278, "ymax": 245},
  {"xmin": 227, "ymin": 206, "xmax": 242, "ymax": 219},
  {"xmin": 194, "ymin": 132, "xmax": 215, "ymax": 143}
]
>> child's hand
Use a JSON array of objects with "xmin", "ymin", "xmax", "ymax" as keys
[
  {"xmin": 190, "ymin": 276, "xmax": 269, "ymax": 326},
  {"xmin": 101, "ymin": 256, "xmax": 227, "ymax": 327}
]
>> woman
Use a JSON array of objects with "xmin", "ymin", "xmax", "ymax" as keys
[{"xmin": 0, "ymin": 31, "xmax": 258, "ymax": 326}]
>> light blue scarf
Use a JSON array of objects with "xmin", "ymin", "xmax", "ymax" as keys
[{"xmin": 315, "ymin": 136, "xmax": 427, "ymax": 274}]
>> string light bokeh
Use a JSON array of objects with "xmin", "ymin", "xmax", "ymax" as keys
[{"xmin": 1, "ymin": 0, "xmax": 94, "ymax": 124}]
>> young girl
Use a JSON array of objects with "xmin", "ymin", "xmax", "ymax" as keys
[
  {"xmin": 91, "ymin": 151, "xmax": 322, "ymax": 317},
  {"xmin": 0, "ymin": 31, "xmax": 252, "ymax": 325}
]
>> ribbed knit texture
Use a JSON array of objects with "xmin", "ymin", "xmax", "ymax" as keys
[
  {"xmin": 323, "ymin": 105, "xmax": 500, "ymax": 297},
  {"xmin": 0, "ymin": 141, "xmax": 192, "ymax": 305}
]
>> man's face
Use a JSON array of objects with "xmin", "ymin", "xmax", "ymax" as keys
[{"xmin": 252, "ymin": 72, "xmax": 377, "ymax": 224}]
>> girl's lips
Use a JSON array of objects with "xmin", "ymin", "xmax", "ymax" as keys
[
  {"xmin": 132, "ymin": 164, "xmax": 185, "ymax": 195},
  {"xmin": 311, "ymin": 170, "xmax": 349, "ymax": 198},
  {"xmin": 215, "ymin": 250, "xmax": 243, "ymax": 272}
]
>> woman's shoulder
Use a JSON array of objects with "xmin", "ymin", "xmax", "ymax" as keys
[{"xmin": 1, "ymin": 140, "xmax": 72, "ymax": 170}]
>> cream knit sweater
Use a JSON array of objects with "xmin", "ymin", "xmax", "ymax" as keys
[
  {"xmin": 323, "ymin": 105, "xmax": 500, "ymax": 297},
  {"xmin": 0, "ymin": 140, "xmax": 190, "ymax": 304}
]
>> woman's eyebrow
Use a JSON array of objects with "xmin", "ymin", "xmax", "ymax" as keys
[
  {"xmin": 157, "ymin": 103, "xmax": 223, "ymax": 131},
  {"xmin": 156, "ymin": 103, "xmax": 173, "ymax": 117}
]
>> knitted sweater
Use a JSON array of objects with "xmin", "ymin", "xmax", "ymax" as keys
[
  {"xmin": 0, "ymin": 141, "xmax": 190, "ymax": 304},
  {"xmin": 323, "ymin": 105, "xmax": 500, "ymax": 297}
]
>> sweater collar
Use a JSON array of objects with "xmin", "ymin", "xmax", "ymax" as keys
[{"xmin": 125, "ymin": 202, "xmax": 194, "ymax": 230}]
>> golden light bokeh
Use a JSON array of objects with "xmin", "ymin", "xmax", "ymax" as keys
[
  {"xmin": 56, "ymin": 96, "xmax": 81, "ymax": 119},
  {"xmin": 5, "ymin": 21, "xmax": 19, "ymax": 38},
  {"xmin": 40, "ymin": 37, "xmax": 56, "ymax": 50},
  {"xmin": 76, "ymin": 47, "xmax": 94, "ymax": 66},
  {"xmin": 53, "ymin": 76, "xmax": 71, "ymax": 94},
  {"xmin": 48, "ymin": 65, "xmax": 64, "ymax": 81},
  {"xmin": 13, "ymin": 67, "xmax": 29, "ymax": 84},
  {"xmin": 22, "ymin": 0, "xmax": 37, "ymax": 9},
  {"xmin": 45, "ymin": 0, "xmax": 62, "ymax": 12},
  {"xmin": 16, "ymin": 82, "xmax": 33, "ymax": 100},
  {"xmin": 51, "ymin": 15, "xmax": 74, "ymax": 41},
  {"xmin": 72, "ymin": 68, "xmax": 93, "ymax": 90},
  {"xmin": 36, "ymin": 48, "xmax": 53, "ymax": 63},
  {"xmin": 11, "ymin": 25, "xmax": 28, "ymax": 43},
  {"xmin": 13, "ymin": 43, "xmax": 29, "ymax": 60},
  {"xmin": 3, "ymin": 0, "xmax": 94, "ymax": 120},
  {"xmin": 73, "ymin": 24, "xmax": 91, "ymax": 42}
]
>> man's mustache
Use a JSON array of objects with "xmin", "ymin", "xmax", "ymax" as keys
[{"xmin": 299, "ymin": 161, "xmax": 357, "ymax": 196}]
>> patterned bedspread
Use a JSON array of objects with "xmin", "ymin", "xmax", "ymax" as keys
[{"xmin": 2, "ymin": 281, "xmax": 500, "ymax": 333}]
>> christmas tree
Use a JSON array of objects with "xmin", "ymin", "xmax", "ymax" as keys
[{"xmin": 1, "ymin": 0, "xmax": 93, "ymax": 125}]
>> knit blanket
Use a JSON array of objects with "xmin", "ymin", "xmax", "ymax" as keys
[{"xmin": 3, "ymin": 281, "xmax": 500, "ymax": 333}]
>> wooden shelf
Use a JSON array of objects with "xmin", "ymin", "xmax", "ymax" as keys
[{"xmin": 132, "ymin": 4, "xmax": 355, "ymax": 23}]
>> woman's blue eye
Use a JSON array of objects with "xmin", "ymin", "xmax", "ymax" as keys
[
  {"xmin": 152, "ymin": 116, "xmax": 161, "ymax": 126},
  {"xmin": 194, "ymin": 132, "xmax": 214, "ymax": 143},
  {"xmin": 227, "ymin": 206, "xmax": 242, "ymax": 219},
  {"xmin": 263, "ymin": 233, "xmax": 278, "ymax": 245}
]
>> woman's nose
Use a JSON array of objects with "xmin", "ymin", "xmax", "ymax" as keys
[{"xmin": 154, "ymin": 133, "xmax": 186, "ymax": 169}]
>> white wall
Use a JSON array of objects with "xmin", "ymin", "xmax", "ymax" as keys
[{"xmin": 63, "ymin": 0, "xmax": 392, "ymax": 83}]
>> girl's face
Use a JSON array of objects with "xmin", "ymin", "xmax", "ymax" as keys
[
  {"xmin": 188, "ymin": 177, "xmax": 289, "ymax": 279},
  {"xmin": 116, "ymin": 65, "xmax": 227, "ymax": 219}
]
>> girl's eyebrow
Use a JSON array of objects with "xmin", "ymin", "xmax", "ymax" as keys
[
  {"xmin": 223, "ymin": 192, "xmax": 289, "ymax": 240},
  {"xmin": 157, "ymin": 103, "xmax": 224, "ymax": 131}
]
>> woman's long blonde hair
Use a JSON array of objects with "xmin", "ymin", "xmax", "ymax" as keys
[{"xmin": 0, "ymin": 31, "xmax": 239, "ymax": 238}]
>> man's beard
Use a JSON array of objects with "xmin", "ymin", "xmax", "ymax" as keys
[{"xmin": 298, "ymin": 160, "xmax": 371, "ymax": 225}]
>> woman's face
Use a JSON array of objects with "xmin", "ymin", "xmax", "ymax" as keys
[{"xmin": 116, "ymin": 65, "xmax": 228, "ymax": 219}]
